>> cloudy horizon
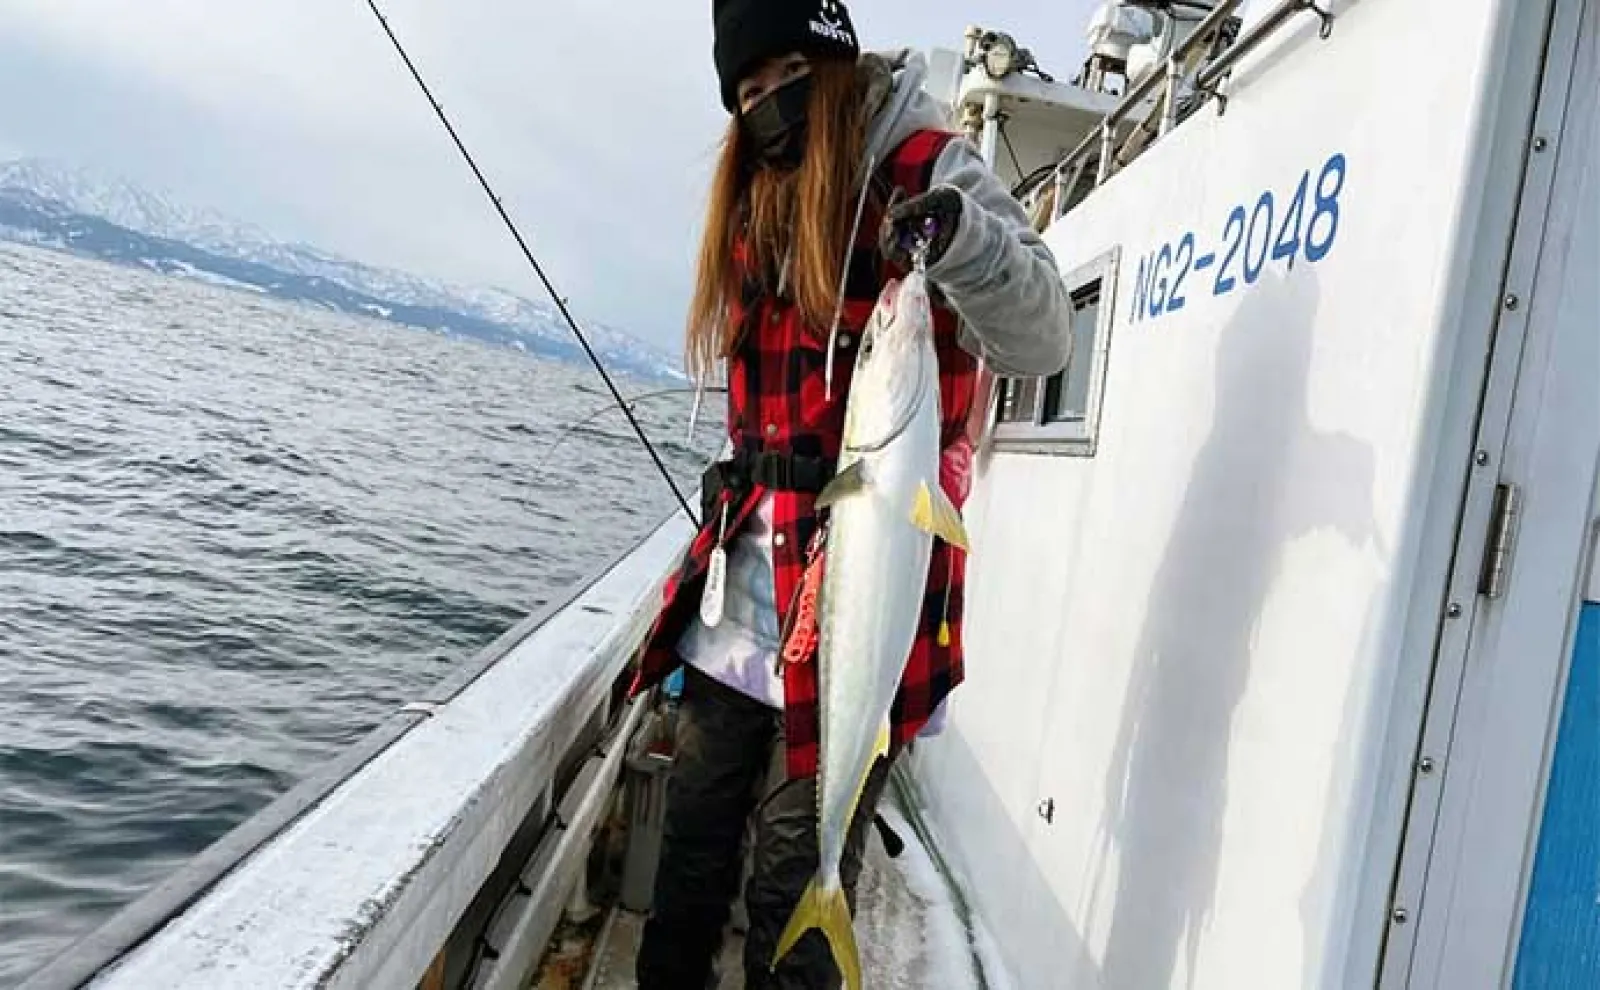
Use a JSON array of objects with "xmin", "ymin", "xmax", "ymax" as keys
[{"xmin": 0, "ymin": 0, "xmax": 1101, "ymax": 351}]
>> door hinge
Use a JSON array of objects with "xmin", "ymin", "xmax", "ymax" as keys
[{"xmin": 1478, "ymin": 482, "xmax": 1522, "ymax": 599}]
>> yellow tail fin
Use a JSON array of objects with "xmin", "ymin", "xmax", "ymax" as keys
[
  {"xmin": 772, "ymin": 880, "xmax": 862, "ymax": 990},
  {"xmin": 910, "ymin": 480, "xmax": 971, "ymax": 551}
]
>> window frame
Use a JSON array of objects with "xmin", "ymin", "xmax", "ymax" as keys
[{"xmin": 988, "ymin": 245, "xmax": 1120, "ymax": 457}]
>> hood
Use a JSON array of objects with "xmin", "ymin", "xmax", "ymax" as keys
[
  {"xmin": 756, "ymin": 50, "xmax": 955, "ymax": 330},
  {"xmin": 861, "ymin": 50, "xmax": 956, "ymax": 173}
]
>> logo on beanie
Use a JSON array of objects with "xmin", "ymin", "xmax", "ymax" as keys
[{"xmin": 810, "ymin": 0, "xmax": 855, "ymax": 46}]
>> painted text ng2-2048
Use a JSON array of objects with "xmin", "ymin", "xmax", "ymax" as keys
[{"xmin": 1129, "ymin": 152, "xmax": 1347, "ymax": 323}]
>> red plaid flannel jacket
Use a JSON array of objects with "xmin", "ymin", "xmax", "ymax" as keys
[{"xmin": 632, "ymin": 129, "xmax": 977, "ymax": 779}]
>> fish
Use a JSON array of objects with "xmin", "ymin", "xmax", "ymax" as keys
[{"xmin": 771, "ymin": 269, "xmax": 969, "ymax": 990}]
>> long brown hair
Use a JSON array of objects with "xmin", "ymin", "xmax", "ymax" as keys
[{"xmin": 685, "ymin": 57, "xmax": 869, "ymax": 382}]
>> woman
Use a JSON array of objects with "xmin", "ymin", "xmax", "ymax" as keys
[{"xmin": 632, "ymin": 2, "xmax": 1072, "ymax": 987}]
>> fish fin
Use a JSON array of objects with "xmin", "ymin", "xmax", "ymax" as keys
[
  {"xmin": 838, "ymin": 729, "xmax": 892, "ymax": 867},
  {"xmin": 773, "ymin": 880, "xmax": 862, "ymax": 990},
  {"xmin": 816, "ymin": 461, "xmax": 869, "ymax": 511},
  {"xmin": 910, "ymin": 480, "xmax": 971, "ymax": 552}
]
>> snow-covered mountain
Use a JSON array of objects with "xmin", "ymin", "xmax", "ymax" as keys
[{"xmin": 0, "ymin": 158, "xmax": 682, "ymax": 380}]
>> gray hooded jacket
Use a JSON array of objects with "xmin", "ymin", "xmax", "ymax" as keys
[{"xmin": 861, "ymin": 49, "xmax": 1072, "ymax": 378}]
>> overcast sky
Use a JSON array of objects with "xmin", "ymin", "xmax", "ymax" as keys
[{"xmin": 0, "ymin": 0, "xmax": 1101, "ymax": 351}]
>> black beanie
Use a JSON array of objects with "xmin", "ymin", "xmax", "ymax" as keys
[{"xmin": 713, "ymin": 0, "xmax": 861, "ymax": 113}]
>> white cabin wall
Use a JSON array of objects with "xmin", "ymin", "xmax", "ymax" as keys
[
  {"xmin": 911, "ymin": 1, "xmax": 1537, "ymax": 988},
  {"xmin": 1406, "ymin": 6, "xmax": 1600, "ymax": 976},
  {"xmin": 1590, "ymin": 493, "xmax": 1600, "ymax": 604}
]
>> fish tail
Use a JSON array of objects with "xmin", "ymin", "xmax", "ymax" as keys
[{"xmin": 772, "ymin": 879, "xmax": 863, "ymax": 990}]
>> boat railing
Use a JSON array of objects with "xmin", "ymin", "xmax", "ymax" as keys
[
  {"xmin": 1046, "ymin": 0, "xmax": 1335, "ymax": 219},
  {"xmin": 20, "ymin": 515, "xmax": 693, "ymax": 990}
]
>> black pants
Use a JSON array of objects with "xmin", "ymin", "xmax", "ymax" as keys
[{"xmin": 636, "ymin": 665, "xmax": 893, "ymax": 990}]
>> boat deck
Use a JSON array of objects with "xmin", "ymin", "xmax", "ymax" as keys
[{"xmin": 534, "ymin": 797, "xmax": 991, "ymax": 990}]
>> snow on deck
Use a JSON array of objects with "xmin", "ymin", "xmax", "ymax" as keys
[{"xmin": 573, "ymin": 798, "xmax": 1000, "ymax": 990}]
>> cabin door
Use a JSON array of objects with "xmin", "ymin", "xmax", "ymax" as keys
[{"xmin": 1378, "ymin": 1, "xmax": 1599, "ymax": 985}]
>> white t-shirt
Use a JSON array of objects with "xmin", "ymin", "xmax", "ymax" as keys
[
  {"xmin": 676, "ymin": 494, "xmax": 785, "ymax": 709},
  {"xmin": 675, "ymin": 492, "xmax": 950, "ymax": 735}
]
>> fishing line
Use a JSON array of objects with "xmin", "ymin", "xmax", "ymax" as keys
[
  {"xmin": 360, "ymin": 0, "xmax": 700, "ymax": 526},
  {"xmin": 536, "ymin": 387, "xmax": 727, "ymax": 470}
]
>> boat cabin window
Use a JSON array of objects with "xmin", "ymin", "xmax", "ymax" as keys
[{"xmin": 990, "ymin": 246, "xmax": 1119, "ymax": 456}]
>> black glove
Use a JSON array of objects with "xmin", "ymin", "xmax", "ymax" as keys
[{"xmin": 880, "ymin": 185, "xmax": 963, "ymax": 270}]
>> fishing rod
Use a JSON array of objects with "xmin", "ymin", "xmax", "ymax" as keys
[{"xmin": 361, "ymin": 0, "xmax": 700, "ymax": 527}]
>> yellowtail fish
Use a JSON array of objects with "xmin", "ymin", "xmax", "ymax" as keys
[{"xmin": 771, "ymin": 269, "xmax": 969, "ymax": 990}]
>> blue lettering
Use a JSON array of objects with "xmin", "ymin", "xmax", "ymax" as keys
[{"xmin": 1130, "ymin": 153, "xmax": 1345, "ymax": 323}]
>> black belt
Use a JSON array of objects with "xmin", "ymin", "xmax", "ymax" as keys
[
  {"xmin": 701, "ymin": 450, "xmax": 836, "ymax": 521},
  {"xmin": 733, "ymin": 450, "xmax": 835, "ymax": 493}
]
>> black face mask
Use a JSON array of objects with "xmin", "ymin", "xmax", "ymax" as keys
[{"xmin": 741, "ymin": 74, "xmax": 812, "ymax": 170}]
